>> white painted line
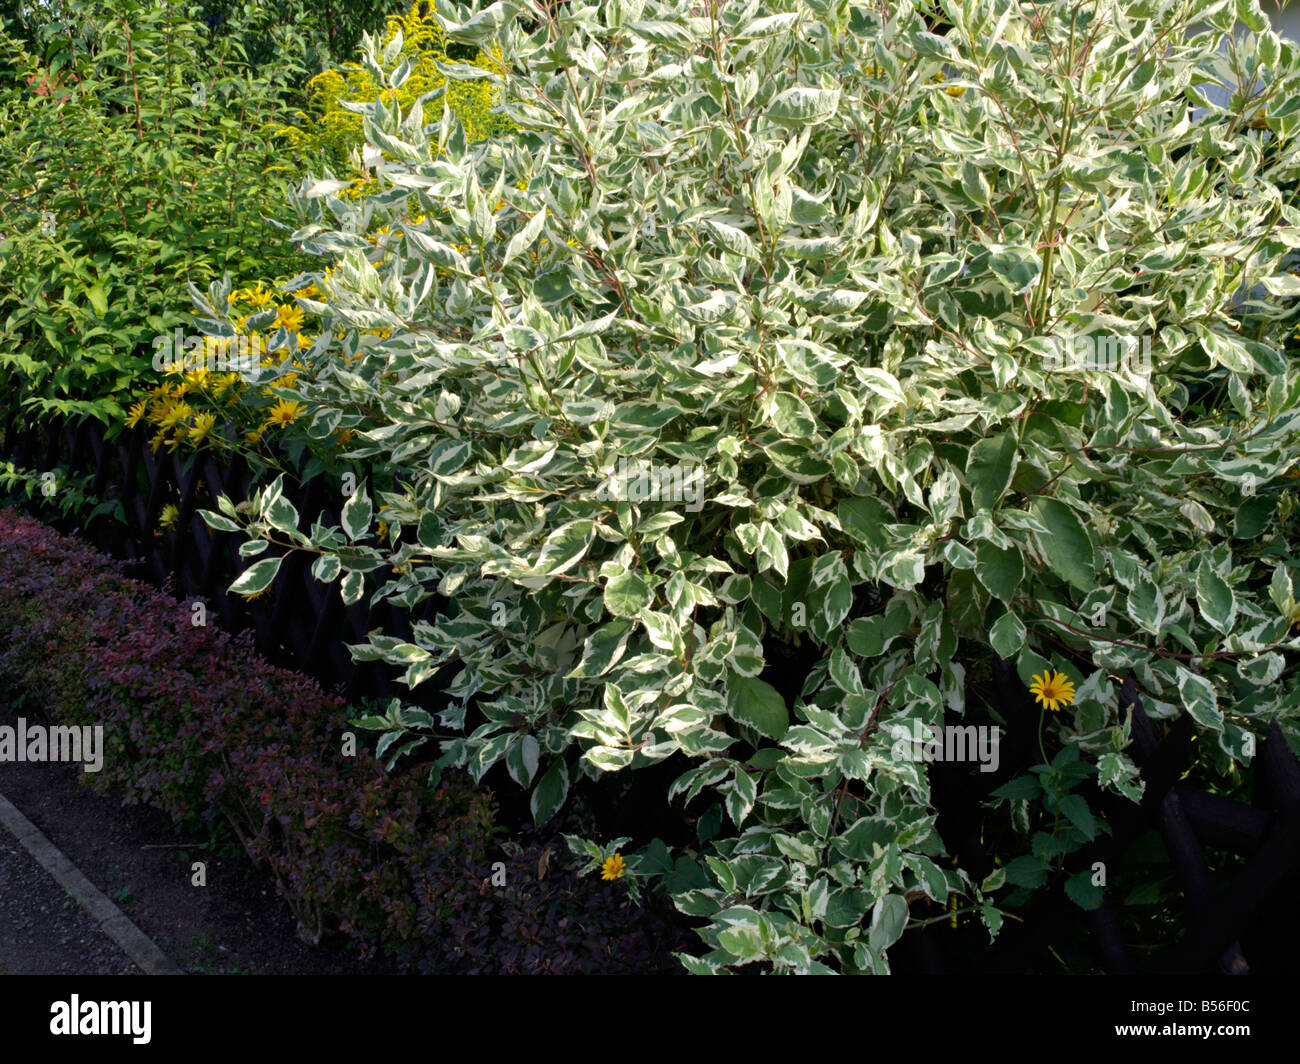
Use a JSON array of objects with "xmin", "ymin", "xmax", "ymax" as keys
[{"xmin": 0, "ymin": 791, "xmax": 182, "ymax": 975}]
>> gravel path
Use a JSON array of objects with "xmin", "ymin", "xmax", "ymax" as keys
[{"xmin": 0, "ymin": 827, "xmax": 140, "ymax": 975}]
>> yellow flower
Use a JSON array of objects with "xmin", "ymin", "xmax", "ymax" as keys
[
  {"xmin": 275, "ymin": 304, "xmax": 305, "ymax": 332},
  {"xmin": 244, "ymin": 428, "xmax": 263, "ymax": 445},
  {"xmin": 291, "ymin": 283, "xmax": 321, "ymax": 299},
  {"xmin": 297, "ymin": 332, "xmax": 315, "ymax": 351},
  {"xmin": 242, "ymin": 283, "xmax": 274, "ymax": 310},
  {"xmin": 158, "ymin": 400, "xmax": 193, "ymax": 431},
  {"xmin": 945, "ymin": 85, "xmax": 966, "ymax": 97},
  {"xmin": 158, "ymin": 503, "xmax": 179, "ymax": 530},
  {"xmin": 149, "ymin": 429, "xmax": 167, "ymax": 453},
  {"xmin": 600, "ymin": 853, "xmax": 625, "ymax": 881},
  {"xmin": 1029, "ymin": 670, "xmax": 1076, "ymax": 712},
  {"xmin": 189, "ymin": 412, "xmax": 217, "ymax": 444},
  {"xmin": 125, "ymin": 400, "xmax": 147, "ymax": 428},
  {"xmin": 265, "ymin": 398, "xmax": 305, "ymax": 428},
  {"xmin": 240, "ymin": 585, "xmax": 268, "ymax": 601}
]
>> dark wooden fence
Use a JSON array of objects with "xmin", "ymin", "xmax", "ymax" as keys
[{"xmin": 0, "ymin": 409, "xmax": 451, "ymax": 712}]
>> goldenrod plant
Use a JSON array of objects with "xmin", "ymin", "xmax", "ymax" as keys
[{"xmin": 272, "ymin": 0, "xmax": 513, "ymax": 183}]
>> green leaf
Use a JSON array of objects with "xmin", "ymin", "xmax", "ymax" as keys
[
  {"xmin": 975, "ymin": 540, "xmax": 1023, "ymax": 602},
  {"xmin": 987, "ymin": 244, "xmax": 1041, "ymax": 294},
  {"xmin": 568, "ymin": 619, "xmax": 633, "ymax": 677},
  {"xmin": 265, "ymin": 495, "xmax": 299, "ymax": 535},
  {"xmin": 966, "ymin": 432, "xmax": 1018, "ymax": 511},
  {"xmin": 341, "ymin": 488, "xmax": 372, "ymax": 541},
  {"xmin": 1065, "ymin": 870, "xmax": 1104, "ymax": 910},
  {"xmin": 1057, "ymin": 794, "xmax": 1097, "ymax": 841},
  {"xmin": 229, "ymin": 556, "xmax": 281, "ymax": 596},
  {"xmin": 534, "ymin": 519, "xmax": 596, "ymax": 575},
  {"xmin": 868, "ymin": 893, "xmax": 909, "ymax": 953},
  {"xmin": 604, "ymin": 569, "xmax": 654, "ymax": 617},
  {"xmin": 1175, "ymin": 667, "xmax": 1223, "ymax": 733},
  {"xmin": 1195, "ymin": 562, "xmax": 1235, "ymax": 633},
  {"xmin": 1030, "ymin": 498, "xmax": 1096, "ymax": 592},
  {"xmin": 1003, "ymin": 855, "xmax": 1047, "ymax": 889},
  {"xmin": 726, "ymin": 674, "xmax": 789, "ymax": 741},
  {"xmin": 428, "ymin": 438, "xmax": 472, "ymax": 477},
  {"xmin": 1198, "ymin": 328, "xmax": 1254, "ymax": 374},
  {"xmin": 506, "ymin": 734, "xmax": 541, "ymax": 788},
  {"xmin": 341, "ymin": 570, "xmax": 364, "ymax": 605},
  {"xmin": 766, "ymin": 86, "xmax": 841, "ymax": 127},
  {"xmin": 992, "ymin": 774, "xmax": 1041, "ymax": 801},
  {"xmin": 199, "ymin": 509, "xmax": 241, "ymax": 533},
  {"xmin": 989, "ymin": 610, "xmax": 1026, "ymax": 658},
  {"xmin": 1126, "ymin": 573, "xmax": 1166, "ymax": 635},
  {"xmin": 725, "ymin": 769, "xmax": 757, "ymax": 827},
  {"xmin": 311, "ymin": 554, "xmax": 342, "ymax": 584},
  {"xmin": 530, "ymin": 757, "xmax": 570, "ymax": 824}
]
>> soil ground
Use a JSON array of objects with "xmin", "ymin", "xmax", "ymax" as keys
[{"xmin": 0, "ymin": 753, "xmax": 397, "ymax": 975}]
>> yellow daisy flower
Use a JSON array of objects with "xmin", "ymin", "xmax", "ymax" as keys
[
  {"xmin": 1029, "ymin": 670, "xmax": 1076, "ymax": 712},
  {"xmin": 600, "ymin": 853, "xmax": 625, "ymax": 881},
  {"xmin": 158, "ymin": 503, "xmax": 179, "ymax": 530},
  {"xmin": 275, "ymin": 304, "xmax": 305, "ymax": 332},
  {"xmin": 243, "ymin": 283, "xmax": 274, "ymax": 310},
  {"xmin": 265, "ymin": 398, "xmax": 305, "ymax": 428},
  {"xmin": 189, "ymin": 412, "xmax": 217, "ymax": 444},
  {"xmin": 125, "ymin": 400, "xmax": 147, "ymax": 429},
  {"xmin": 158, "ymin": 400, "xmax": 193, "ymax": 431}
]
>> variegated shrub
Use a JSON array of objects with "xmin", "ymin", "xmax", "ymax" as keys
[{"xmin": 200, "ymin": 0, "xmax": 1300, "ymax": 973}]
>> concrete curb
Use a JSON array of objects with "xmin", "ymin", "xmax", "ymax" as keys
[{"xmin": 0, "ymin": 791, "xmax": 182, "ymax": 975}]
